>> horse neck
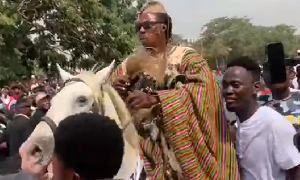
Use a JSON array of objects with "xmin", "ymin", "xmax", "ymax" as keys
[
  {"xmin": 102, "ymin": 85, "xmax": 131, "ymax": 127},
  {"xmin": 101, "ymin": 92, "xmax": 122, "ymax": 127},
  {"xmin": 102, "ymin": 84, "xmax": 138, "ymax": 149}
]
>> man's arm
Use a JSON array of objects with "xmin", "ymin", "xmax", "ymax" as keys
[{"xmin": 272, "ymin": 118, "xmax": 300, "ymax": 179}]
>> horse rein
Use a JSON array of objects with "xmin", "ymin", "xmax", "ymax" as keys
[
  {"xmin": 41, "ymin": 116, "xmax": 58, "ymax": 132},
  {"xmin": 41, "ymin": 78, "xmax": 105, "ymax": 133}
]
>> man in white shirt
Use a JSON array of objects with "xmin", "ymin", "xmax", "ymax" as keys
[{"xmin": 222, "ymin": 56, "xmax": 300, "ymax": 180}]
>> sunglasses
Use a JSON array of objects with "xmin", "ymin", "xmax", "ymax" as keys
[{"xmin": 135, "ymin": 21, "xmax": 163, "ymax": 32}]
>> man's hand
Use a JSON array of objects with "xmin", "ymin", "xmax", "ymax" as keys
[
  {"xmin": 0, "ymin": 142, "xmax": 7, "ymax": 149},
  {"xmin": 126, "ymin": 90, "xmax": 158, "ymax": 110},
  {"xmin": 112, "ymin": 75, "xmax": 131, "ymax": 97}
]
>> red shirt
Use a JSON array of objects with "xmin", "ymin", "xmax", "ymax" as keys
[
  {"xmin": 11, "ymin": 94, "xmax": 18, "ymax": 100},
  {"xmin": 5, "ymin": 96, "xmax": 16, "ymax": 110}
]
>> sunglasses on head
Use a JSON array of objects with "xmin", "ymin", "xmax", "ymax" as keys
[{"xmin": 135, "ymin": 21, "xmax": 163, "ymax": 32}]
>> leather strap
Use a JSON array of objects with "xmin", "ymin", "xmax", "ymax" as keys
[{"xmin": 41, "ymin": 116, "xmax": 57, "ymax": 132}]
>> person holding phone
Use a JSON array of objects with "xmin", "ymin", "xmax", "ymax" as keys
[{"xmin": 223, "ymin": 56, "xmax": 300, "ymax": 180}]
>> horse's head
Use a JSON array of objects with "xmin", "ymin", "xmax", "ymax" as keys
[{"xmin": 19, "ymin": 61, "xmax": 115, "ymax": 176}]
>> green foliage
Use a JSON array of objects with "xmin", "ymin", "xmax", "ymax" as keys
[
  {"xmin": 0, "ymin": 0, "xmax": 146, "ymax": 84},
  {"xmin": 193, "ymin": 17, "xmax": 300, "ymax": 69},
  {"xmin": 2, "ymin": 4, "xmax": 299, "ymax": 84}
]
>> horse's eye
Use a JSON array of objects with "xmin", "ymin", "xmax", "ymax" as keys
[{"xmin": 77, "ymin": 96, "xmax": 87, "ymax": 104}]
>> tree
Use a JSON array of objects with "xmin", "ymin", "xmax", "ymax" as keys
[
  {"xmin": 0, "ymin": 0, "xmax": 146, "ymax": 85},
  {"xmin": 171, "ymin": 34, "xmax": 185, "ymax": 46},
  {"xmin": 203, "ymin": 38, "xmax": 231, "ymax": 69},
  {"xmin": 193, "ymin": 17, "xmax": 300, "ymax": 69}
]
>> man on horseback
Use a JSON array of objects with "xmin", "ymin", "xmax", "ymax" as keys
[{"xmin": 111, "ymin": 1, "xmax": 239, "ymax": 179}]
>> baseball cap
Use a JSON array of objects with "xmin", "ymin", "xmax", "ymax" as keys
[
  {"xmin": 35, "ymin": 92, "xmax": 50, "ymax": 103},
  {"xmin": 15, "ymin": 98, "xmax": 31, "ymax": 109}
]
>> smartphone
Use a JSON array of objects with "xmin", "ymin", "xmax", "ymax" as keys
[{"xmin": 266, "ymin": 42, "xmax": 286, "ymax": 85}]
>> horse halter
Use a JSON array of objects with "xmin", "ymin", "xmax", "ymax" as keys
[{"xmin": 41, "ymin": 77, "xmax": 105, "ymax": 133}]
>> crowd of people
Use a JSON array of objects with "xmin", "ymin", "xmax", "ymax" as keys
[
  {"xmin": 0, "ymin": 75, "xmax": 60, "ymax": 173},
  {"xmin": 0, "ymin": 75, "xmax": 58, "ymax": 113}
]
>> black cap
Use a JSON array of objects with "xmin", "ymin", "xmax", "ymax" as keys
[{"xmin": 15, "ymin": 97, "xmax": 31, "ymax": 109}]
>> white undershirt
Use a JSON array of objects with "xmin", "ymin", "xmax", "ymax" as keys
[
  {"xmin": 237, "ymin": 106, "xmax": 300, "ymax": 180},
  {"xmin": 1, "ymin": 95, "xmax": 10, "ymax": 105}
]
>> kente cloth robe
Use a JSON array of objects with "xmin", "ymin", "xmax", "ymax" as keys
[{"xmin": 109, "ymin": 46, "xmax": 240, "ymax": 180}]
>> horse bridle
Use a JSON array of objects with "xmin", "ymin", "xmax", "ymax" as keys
[{"xmin": 41, "ymin": 78, "xmax": 105, "ymax": 132}]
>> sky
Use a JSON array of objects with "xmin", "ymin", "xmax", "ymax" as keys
[{"xmin": 158, "ymin": 0, "xmax": 300, "ymax": 39}]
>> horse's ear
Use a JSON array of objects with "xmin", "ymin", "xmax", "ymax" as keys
[
  {"xmin": 56, "ymin": 64, "xmax": 73, "ymax": 82},
  {"xmin": 95, "ymin": 60, "xmax": 115, "ymax": 84}
]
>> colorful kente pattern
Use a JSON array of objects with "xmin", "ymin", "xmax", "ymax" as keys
[{"xmin": 110, "ymin": 49, "xmax": 240, "ymax": 180}]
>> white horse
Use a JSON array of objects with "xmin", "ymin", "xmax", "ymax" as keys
[{"xmin": 19, "ymin": 61, "xmax": 142, "ymax": 179}]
